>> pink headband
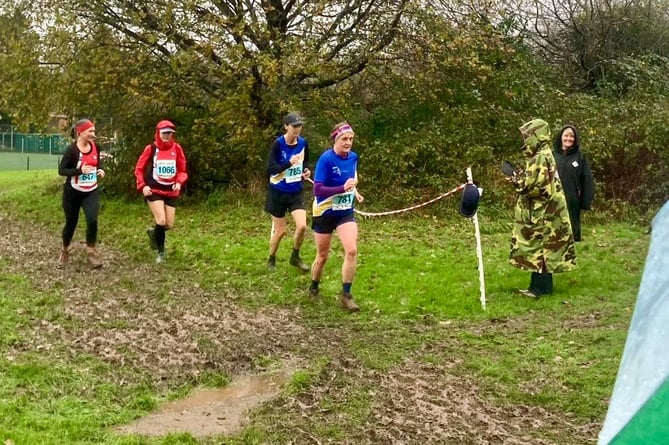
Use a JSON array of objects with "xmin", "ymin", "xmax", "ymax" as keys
[
  {"xmin": 76, "ymin": 121, "xmax": 95, "ymax": 133},
  {"xmin": 330, "ymin": 124, "xmax": 354, "ymax": 142}
]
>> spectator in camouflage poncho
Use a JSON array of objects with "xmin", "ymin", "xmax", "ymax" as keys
[{"xmin": 508, "ymin": 119, "xmax": 577, "ymax": 298}]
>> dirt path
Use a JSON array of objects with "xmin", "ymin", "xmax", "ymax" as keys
[
  {"xmin": 0, "ymin": 212, "xmax": 598, "ymax": 444},
  {"xmin": 0, "ymin": 213, "xmax": 308, "ymax": 379}
]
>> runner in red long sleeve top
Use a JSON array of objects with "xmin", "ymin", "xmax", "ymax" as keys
[{"xmin": 134, "ymin": 120, "xmax": 188, "ymax": 263}]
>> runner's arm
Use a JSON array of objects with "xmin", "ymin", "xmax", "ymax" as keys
[
  {"xmin": 134, "ymin": 145, "xmax": 152, "ymax": 191},
  {"xmin": 58, "ymin": 147, "xmax": 81, "ymax": 177},
  {"xmin": 313, "ymin": 182, "xmax": 346, "ymax": 199},
  {"xmin": 175, "ymin": 144, "xmax": 188, "ymax": 186},
  {"xmin": 266, "ymin": 140, "xmax": 292, "ymax": 176}
]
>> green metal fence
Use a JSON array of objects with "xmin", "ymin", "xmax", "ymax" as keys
[
  {"xmin": 0, "ymin": 128, "xmax": 69, "ymax": 154},
  {"xmin": 0, "ymin": 152, "xmax": 62, "ymax": 171},
  {"xmin": 0, "ymin": 126, "xmax": 125, "ymax": 171}
]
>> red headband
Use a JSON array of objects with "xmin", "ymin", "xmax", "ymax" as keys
[
  {"xmin": 76, "ymin": 121, "xmax": 95, "ymax": 133},
  {"xmin": 330, "ymin": 124, "xmax": 354, "ymax": 142}
]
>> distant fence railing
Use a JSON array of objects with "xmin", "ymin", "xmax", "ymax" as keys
[{"xmin": 0, "ymin": 127, "xmax": 69, "ymax": 155}]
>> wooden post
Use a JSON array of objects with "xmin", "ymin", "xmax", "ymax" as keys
[{"xmin": 466, "ymin": 167, "xmax": 486, "ymax": 310}]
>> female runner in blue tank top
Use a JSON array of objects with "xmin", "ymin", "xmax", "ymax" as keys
[
  {"xmin": 264, "ymin": 112, "xmax": 312, "ymax": 272},
  {"xmin": 309, "ymin": 122, "xmax": 364, "ymax": 312}
]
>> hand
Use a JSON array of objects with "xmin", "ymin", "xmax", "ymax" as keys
[
  {"xmin": 302, "ymin": 168, "xmax": 311, "ymax": 180},
  {"xmin": 142, "ymin": 186, "xmax": 153, "ymax": 197},
  {"xmin": 344, "ymin": 178, "xmax": 357, "ymax": 192},
  {"xmin": 97, "ymin": 169, "xmax": 105, "ymax": 178},
  {"xmin": 506, "ymin": 171, "xmax": 522, "ymax": 185},
  {"xmin": 172, "ymin": 183, "xmax": 181, "ymax": 192},
  {"xmin": 289, "ymin": 154, "xmax": 301, "ymax": 165},
  {"xmin": 81, "ymin": 164, "xmax": 95, "ymax": 174},
  {"xmin": 355, "ymin": 191, "xmax": 364, "ymax": 203}
]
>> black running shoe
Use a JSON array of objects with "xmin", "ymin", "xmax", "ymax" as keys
[{"xmin": 146, "ymin": 228, "xmax": 157, "ymax": 250}]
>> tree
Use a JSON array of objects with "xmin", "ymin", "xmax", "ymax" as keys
[
  {"xmin": 41, "ymin": 0, "xmax": 411, "ymax": 126},
  {"xmin": 516, "ymin": 0, "xmax": 669, "ymax": 93},
  {"xmin": 2, "ymin": 0, "xmax": 412, "ymax": 192},
  {"xmin": 0, "ymin": 2, "xmax": 58, "ymax": 130}
]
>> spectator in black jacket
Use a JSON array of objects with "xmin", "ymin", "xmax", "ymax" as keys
[{"xmin": 553, "ymin": 125, "xmax": 595, "ymax": 242}]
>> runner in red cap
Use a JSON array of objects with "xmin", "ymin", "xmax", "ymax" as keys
[{"xmin": 134, "ymin": 120, "xmax": 188, "ymax": 263}]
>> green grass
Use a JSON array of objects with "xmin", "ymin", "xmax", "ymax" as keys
[
  {"xmin": 0, "ymin": 170, "xmax": 650, "ymax": 444},
  {"xmin": 0, "ymin": 267, "xmax": 159, "ymax": 444},
  {"xmin": 0, "ymin": 152, "xmax": 61, "ymax": 171},
  {"xmin": 0, "ymin": 169, "xmax": 59, "ymax": 193}
]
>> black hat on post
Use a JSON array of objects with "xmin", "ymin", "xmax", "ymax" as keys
[{"xmin": 459, "ymin": 183, "xmax": 481, "ymax": 218}]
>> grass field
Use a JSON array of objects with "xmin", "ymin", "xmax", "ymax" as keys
[
  {"xmin": 0, "ymin": 170, "xmax": 649, "ymax": 444},
  {"xmin": 0, "ymin": 151, "xmax": 61, "ymax": 171}
]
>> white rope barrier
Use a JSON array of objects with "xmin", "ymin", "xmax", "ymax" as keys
[
  {"xmin": 304, "ymin": 171, "xmax": 486, "ymax": 310},
  {"xmin": 305, "ymin": 177, "xmax": 466, "ymax": 217}
]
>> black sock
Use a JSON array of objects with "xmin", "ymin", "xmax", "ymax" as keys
[
  {"xmin": 155, "ymin": 224, "xmax": 166, "ymax": 253},
  {"xmin": 310, "ymin": 280, "xmax": 319, "ymax": 291},
  {"xmin": 291, "ymin": 248, "xmax": 300, "ymax": 258}
]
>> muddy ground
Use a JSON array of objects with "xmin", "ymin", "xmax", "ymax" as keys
[{"xmin": 0, "ymin": 212, "xmax": 600, "ymax": 444}]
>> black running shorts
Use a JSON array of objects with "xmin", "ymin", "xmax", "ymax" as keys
[
  {"xmin": 265, "ymin": 186, "xmax": 305, "ymax": 218},
  {"xmin": 311, "ymin": 212, "xmax": 356, "ymax": 234},
  {"xmin": 146, "ymin": 194, "xmax": 178, "ymax": 207}
]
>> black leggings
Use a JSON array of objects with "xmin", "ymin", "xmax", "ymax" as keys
[{"xmin": 62, "ymin": 185, "xmax": 100, "ymax": 247}]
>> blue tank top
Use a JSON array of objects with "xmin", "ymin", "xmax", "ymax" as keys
[{"xmin": 269, "ymin": 136, "xmax": 306, "ymax": 193}]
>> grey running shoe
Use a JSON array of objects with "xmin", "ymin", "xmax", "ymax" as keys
[
  {"xmin": 147, "ymin": 228, "xmax": 157, "ymax": 250},
  {"xmin": 518, "ymin": 289, "xmax": 539, "ymax": 299},
  {"xmin": 156, "ymin": 252, "xmax": 166, "ymax": 264},
  {"xmin": 289, "ymin": 255, "xmax": 310, "ymax": 272},
  {"xmin": 267, "ymin": 257, "xmax": 276, "ymax": 271},
  {"xmin": 340, "ymin": 292, "xmax": 360, "ymax": 312},
  {"xmin": 308, "ymin": 287, "xmax": 320, "ymax": 300}
]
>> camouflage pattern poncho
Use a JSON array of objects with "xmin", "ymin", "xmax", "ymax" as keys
[{"xmin": 509, "ymin": 119, "xmax": 577, "ymax": 273}]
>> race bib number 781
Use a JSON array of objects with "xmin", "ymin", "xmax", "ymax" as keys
[{"xmin": 332, "ymin": 191, "xmax": 354, "ymax": 211}]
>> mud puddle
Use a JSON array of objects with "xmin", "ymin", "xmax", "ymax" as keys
[{"xmin": 115, "ymin": 367, "xmax": 295, "ymax": 438}]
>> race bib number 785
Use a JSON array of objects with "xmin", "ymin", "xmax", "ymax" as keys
[{"xmin": 285, "ymin": 163, "xmax": 303, "ymax": 183}]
